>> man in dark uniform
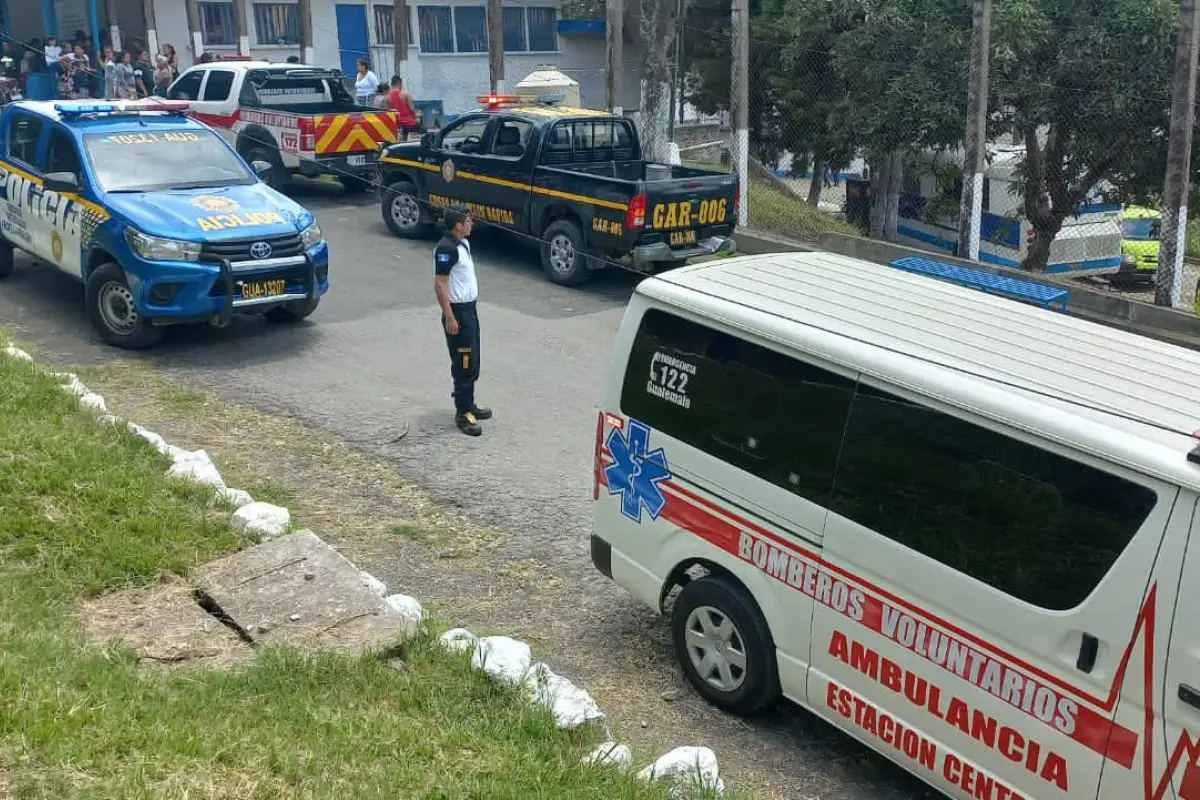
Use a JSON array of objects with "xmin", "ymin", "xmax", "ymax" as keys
[{"xmin": 434, "ymin": 205, "xmax": 492, "ymax": 436}]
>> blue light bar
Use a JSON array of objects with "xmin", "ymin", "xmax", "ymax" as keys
[{"xmin": 55, "ymin": 103, "xmax": 121, "ymax": 115}]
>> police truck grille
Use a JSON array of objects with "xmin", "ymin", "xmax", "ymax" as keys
[{"xmin": 200, "ymin": 233, "xmax": 306, "ymax": 263}]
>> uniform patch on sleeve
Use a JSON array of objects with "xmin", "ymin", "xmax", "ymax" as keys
[{"xmin": 437, "ymin": 251, "xmax": 454, "ymax": 264}]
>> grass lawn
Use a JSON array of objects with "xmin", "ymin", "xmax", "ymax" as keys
[
  {"xmin": 684, "ymin": 162, "xmax": 860, "ymax": 243},
  {"xmin": 0, "ymin": 350, "xmax": 721, "ymax": 800}
]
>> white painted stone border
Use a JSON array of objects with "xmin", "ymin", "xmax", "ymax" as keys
[{"xmin": 1, "ymin": 344, "xmax": 725, "ymax": 798}]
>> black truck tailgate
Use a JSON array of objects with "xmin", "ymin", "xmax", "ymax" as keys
[{"xmin": 642, "ymin": 172, "xmax": 739, "ymax": 247}]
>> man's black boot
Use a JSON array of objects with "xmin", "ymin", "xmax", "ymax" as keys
[
  {"xmin": 455, "ymin": 411, "xmax": 483, "ymax": 436},
  {"xmin": 469, "ymin": 405, "xmax": 493, "ymax": 420}
]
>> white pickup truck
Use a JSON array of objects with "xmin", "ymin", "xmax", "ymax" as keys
[{"xmin": 166, "ymin": 61, "xmax": 399, "ymax": 191}]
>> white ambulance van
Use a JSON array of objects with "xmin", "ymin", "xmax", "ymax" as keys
[{"xmin": 590, "ymin": 250, "xmax": 1200, "ymax": 800}]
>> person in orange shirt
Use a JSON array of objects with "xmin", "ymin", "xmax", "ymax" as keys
[{"xmin": 388, "ymin": 76, "xmax": 421, "ymax": 142}]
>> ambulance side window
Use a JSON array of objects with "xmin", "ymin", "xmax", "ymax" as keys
[
  {"xmin": 829, "ymin": 383, "xmax": 1159, "ymax": 610},
  {"xmin": 7, "ymin": 113, "xmax": 44, "ymax": 169},
  {"xmin": 619, "ymin": 309, "xmax": 856, "ymax": 506}
]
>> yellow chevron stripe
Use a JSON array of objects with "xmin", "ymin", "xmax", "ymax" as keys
[
  {"xmin": 377, "ymin": 156, "xmax": 629, "ymax": 210},
  {"xmin": 362, "ymin": 113, "xmax": 398, "ymax": 142},
  {"xmin": 316, "ymin": 115, "xmax": 349, "ymax": 153},
  {"xmin": 333, "ymin": 127, "xmax": 380, "ymax": 153}
]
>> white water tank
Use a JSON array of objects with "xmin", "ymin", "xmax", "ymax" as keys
[{"xmin": 513, "ymin": 67, "xmax": 583, "ymax": 108}]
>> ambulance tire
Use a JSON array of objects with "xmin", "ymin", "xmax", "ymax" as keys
[
  {"xmin": 0, "ymin": 241, "xmax": 13, "ymax": 279},
  {"xmin": 245, "ymin": 146, "xmax": 290, "ymax": 191},
  {"xmin": 671, "ymin": 575, "xmax": 780, "ymax": 716},
  {"xmin": 382, "ymin": 180, "xmax": 430, "ymax": 238},
  {"xmin": 85, "ymin": 263, "xmax": 165, "ymax": 350},
  {"xmin": 540, "ymin": 219, "xmax": 591, "ymax": 286}
]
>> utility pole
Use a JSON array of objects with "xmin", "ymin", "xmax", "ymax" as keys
[
  {"xmin": 955, "ymin": 0, "xmax": 992, "ymax": 262},
  {"xmin": 298, "ymin": 0, "xmax": 314, "ymax": 64},
  {"xmin": 487, "ymin": 0, "xmax": 504, "ymax": 92},
  {"xmin": 185, "ymin": 0, "xmax": 203, "ymax": 64},
  {"xmin": 667, "ymin": 0, "xmax": 683, "ymax": 140},
  {"xmin": 233, "ymin": 0, "xmax": 250, "ymax": 56},
  {"xmin": 1157, "ymin": 0, "xmax": 1200, "ymax": 307},
  {"xmin": 392, "ymin": 0, "xmax": 409, "ymax": 80},
  {"xmin": 731, "ymin": 0, "xmax": 749, "ymax": 228},
  {"xmin": 606, "ymin": 0, "xmax": 624, "ymax": 114},
  {"xmin": 142, "ymin": 0, "xmax": 156, "ymax": 55},
  {"xmin": 105, "ymin": 0, "xmax": 122, "ymax": 51}
]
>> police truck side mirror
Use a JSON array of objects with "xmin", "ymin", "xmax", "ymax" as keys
[
  {"xmin": 43, "ymin": 172, "xmax": 79, "ymax": 193},
  {"xmin": 250, "ymin": 160, "xmax": 273, "ymax": 181},
  {"xmin": 420, "ymin": 131, "xmax": 435, "ymax": 151}
]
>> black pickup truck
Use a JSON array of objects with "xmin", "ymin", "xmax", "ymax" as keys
[{"xmin": 374, "ymin": 101, "xmax": 738, "ymax": 285}]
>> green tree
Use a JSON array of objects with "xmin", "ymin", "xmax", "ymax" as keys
[{"xmin": 990, "ymin": 0, "xmax": 1177, "ymax": 271}]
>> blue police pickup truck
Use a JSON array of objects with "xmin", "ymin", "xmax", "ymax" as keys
[{"xmin": 0, "ymin": 99, "xmax": 329, "ymax": 349}]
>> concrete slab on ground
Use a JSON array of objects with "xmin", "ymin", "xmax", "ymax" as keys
[
  {"xmin": 80, "ymin": 580, "xmax": 253, "ymax": 669},
  {"xmin": 192, "ymin": 529, "xmax": 413, "ymax": 655}
]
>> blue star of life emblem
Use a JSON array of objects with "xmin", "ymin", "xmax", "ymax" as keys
[{"xmin": 604, "ymin": 418, "xmax": 671, "ymax": 523}]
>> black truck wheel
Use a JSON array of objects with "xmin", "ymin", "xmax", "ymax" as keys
[
  {"xmin": 540, "ymin": 219, "xmax": 591, "ymax": 286},
  {"xmin": 382, "ymin": 180, "xmax": 431, "ymax": 238},
  {"xmin": 85, "ymin": 263, "xmax": 165, "ymax": 350}
]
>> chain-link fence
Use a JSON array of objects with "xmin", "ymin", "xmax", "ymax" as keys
[{"xmin": 667, "ymin": 1, "xmax": 1200, "ymax": 313}]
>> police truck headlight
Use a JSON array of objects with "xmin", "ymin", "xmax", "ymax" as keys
[
  {"xmin": 299, "ymin": 221, "xmax": 323, "ymax": 248},
  {"xmin": 125, "ymin": 228, "xmax": 201, "ymax": 262}
]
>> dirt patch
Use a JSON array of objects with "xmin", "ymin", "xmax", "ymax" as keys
[{"xmin": 78, "ymin": 576, "xmax": 252, "ymax": 670}]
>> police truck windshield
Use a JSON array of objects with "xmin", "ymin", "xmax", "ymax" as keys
[{"xmin": 82, "ymin": 130, "xmax": 256, "ymax": 193}]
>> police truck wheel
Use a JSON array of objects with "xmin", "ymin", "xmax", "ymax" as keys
[
  {"xmin": 0, "ymin": 241, "xmax": 13, "ymax": 279},
  {"xmin": 671, "ymin": 575, "xmax": 780, "ymax": 716},
  {"xmin": 540, "ymin": 219, "xmax": 591, "ymax": 286},
  {"xmin": 264, "ymin": 294, "xmax": 321, "ymax": 322},
  {"xmin": 382, "ymin": 180, "xmax": 430, "ymax": 238},
  {"xmin": 85, "ymin": 263, "xmax": 165, "ymax": 350}
]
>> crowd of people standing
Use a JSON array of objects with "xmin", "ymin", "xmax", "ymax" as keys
[{"xmin": 1, "ymin": 32, "xmax": 181, "ymax": 103}]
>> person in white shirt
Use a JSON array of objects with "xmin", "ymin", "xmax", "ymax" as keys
[
  {"xmin": 44, "ymin": 37, "xmax": 62, "ymax": 67},
  {"xmin": 354, "ymin": 58, "xmax": 379, "ymax": 105},
  {"xmin": 434, "ymin": 205, "xmax": 492, "ymax": 436}
]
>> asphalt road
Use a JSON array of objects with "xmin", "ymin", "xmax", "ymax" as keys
[{"xmin": 0, "ymin": 179, "xmax": 939, "ymax": 800}]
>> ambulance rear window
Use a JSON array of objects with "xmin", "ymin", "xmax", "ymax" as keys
[{"xmin": 620, "ymin": 308, "xmax": 856, "ymax": 506}]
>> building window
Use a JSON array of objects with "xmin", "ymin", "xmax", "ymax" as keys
[
  {"xmin": 502, "ymin": 7, "xmax": 525, "ymax": 51},
  {"xmin": 416, "ymin": 6, "xmax": 453, "ymax": 53},
  {"xmin": 419, "ymin": 4, "xmax": 548, "ymax": 54},
  {"xmin": 253, "ymin": 2, "xmax": 300, "ymax": 45},
  {"xmin": 198, "ymin": 1, "xmax": 236, "ymax": 46},
  {"xmin": 500, "ymin": 6, "xmax": 557, "ymax": 52},
  {"xmin": 453, "ymin": 6, "xmax": 488, "ymax": 53},
  {"xmin": 527, "ymin": 7, "xmax": 557, "ymax": 51},
  {"xmin": 373, "ymin": 5, "xmax": 415, "ymax": 46}
]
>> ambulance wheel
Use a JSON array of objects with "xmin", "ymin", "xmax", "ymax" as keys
[
  {"xmin": 85, "ymin": 263, "xmax": 164, "ymax": 350},
  {"xmin": 671, "ymin": 575, "xmax": 780, "ymax": 715},
  {"xmin": 264, "ymin": 294, "xmax": 321, "ymax": 322},
  {"xmin": 0, "ymin": 241, "xmax": 13, "ymax": 279},
  {"xmin": 382, "ymin": 180, "xmax": 430, "ymax": 238},
  {"xmin": 541, "ymin": 219, "xmax": 591, "ymax": 286},
  {"xmin": 245, "ymin": 146, "xmax": 290, "ymax": 191}
]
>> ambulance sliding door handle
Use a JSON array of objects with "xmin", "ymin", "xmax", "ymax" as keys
[
  {"xmin": 1179, "ymin": 684, "xmax": 1200, "ymax": 711},
  {"xmin": 1076, "ymin": 633, "xmax": 1098, "ymax": 674}
]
